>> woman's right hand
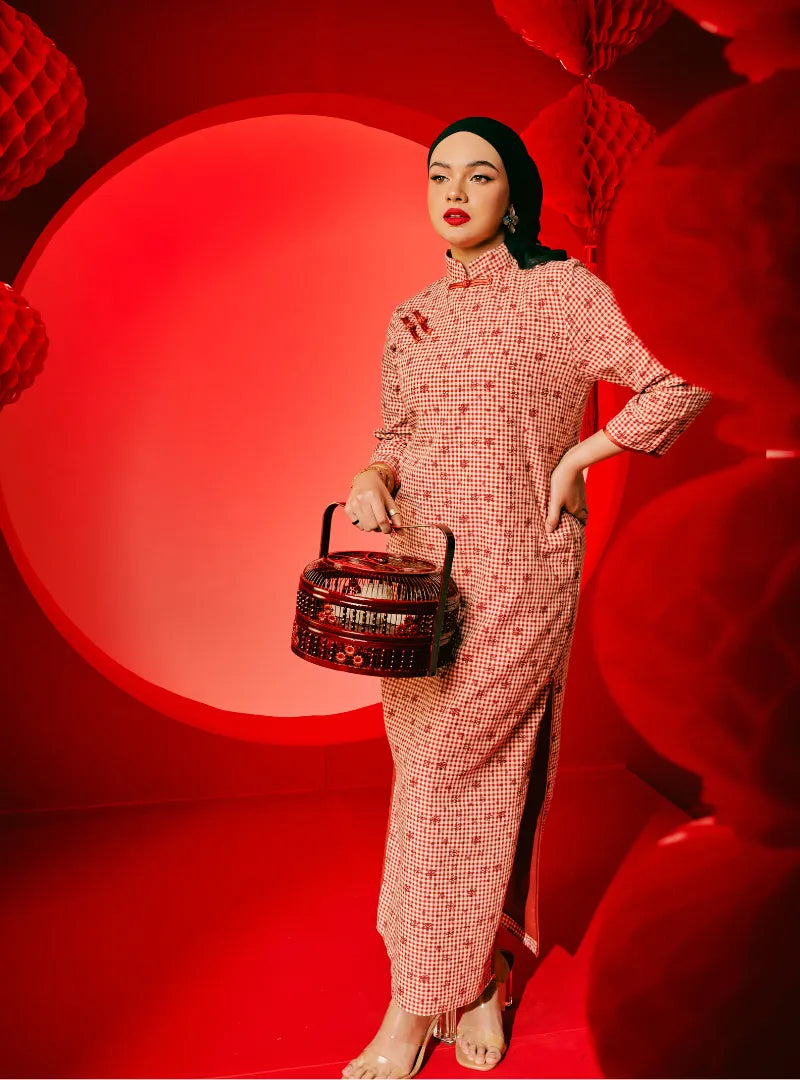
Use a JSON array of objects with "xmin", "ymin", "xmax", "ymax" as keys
[{"xmin": 346, "ymin": 469, "xmax": 402, "ymax": 534}]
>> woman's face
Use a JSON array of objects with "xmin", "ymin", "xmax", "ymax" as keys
[{"xmin": 427, "ymin": 130, "xmax": 511, "ymax": 258}]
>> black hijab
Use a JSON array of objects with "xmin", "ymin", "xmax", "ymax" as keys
[{"xmin": 427, "ymin": 116, "xmax": 568, "ymax": 269}]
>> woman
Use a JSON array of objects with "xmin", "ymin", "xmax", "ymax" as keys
[{"xmin": 342, "ymin": 117, "xmax": 712, "ymax": 1079}]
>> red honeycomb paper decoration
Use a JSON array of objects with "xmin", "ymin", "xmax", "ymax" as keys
[
  {"xmin": 523, "ymin": 81, "xmax": 656, "ymax": 245},
  {"xmin": 0, "ymin": 281, "xmax": 48, "ymax": 408},
  {"xmin": 493, "ymin": 0, "xmax": 673, "ymax": 75},
  {"xmin": 592, "ymin": 457, "xmax": 800, "ymax": 847},
  {"xmin": 586, "ymin": 819, "xmax": 800, "ymax": 1079},
  {"xmin": 0, "ymin": 0, "xmax": 86, "ymax": 201},
  {"xmin": 603, "ymin": 70, "xmax": 800, "ymax": 451}
]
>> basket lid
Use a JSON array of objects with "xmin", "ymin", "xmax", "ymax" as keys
[{"xmin": 319, "ymin": 550, "xmax": 438, "ymax": 576}]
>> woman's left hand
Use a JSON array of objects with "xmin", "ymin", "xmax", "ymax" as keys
[{"xmin": 545, "ymin": 456, "xmax": 589, "ymax": 532}]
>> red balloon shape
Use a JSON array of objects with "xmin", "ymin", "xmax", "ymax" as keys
[
  {"xmin": 586, "ymin": 819, "xmax": 800, "ymax": 1078},
  {"xmin": 592, "ymin": 456, "xmax": 800, "ymax": 846},
  {"xmin": 670, "ymin": 0, "xmax": 797, "ymax": 36},
  {"xmin": 604, "ymin": 70, "xmax": 800, "ymax": 452}
]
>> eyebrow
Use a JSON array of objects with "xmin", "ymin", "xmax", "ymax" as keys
[{"xmin": 429, "ymin": 160, "xmax": 499, "ymax": 171}]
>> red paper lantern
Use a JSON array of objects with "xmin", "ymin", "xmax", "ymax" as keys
[
  {"xmin": 0, "ymin": 0, "xmax": 86, "ymax": 201},
  {"xmin": 586, "ymin": 819, "xmax": 800, "ymax": 1078},
  {"xmin": 493, "ymin": 0, "xmax": 673, "ymax": 76},
  {"xmin": 523, "ymin": 81, "xmax": 656, "ymax": 244},
  {"xmin": 0, "ymin": 281, "xmax": 48, "ymax": 408},
  {"xmin": 604, "ymin": 69, "xmax": 800, "ymax": 451},
  {"xmin": 591, "ymin": 457, "xmax": 800, "ymax": 846}
]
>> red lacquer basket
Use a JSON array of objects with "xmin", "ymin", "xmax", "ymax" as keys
[{"xmin": 291, "ymin": 501, "xmax": 461, "ymax": 677}]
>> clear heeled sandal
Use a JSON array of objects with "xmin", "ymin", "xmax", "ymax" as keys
[
  {"xmin": 342, "ymin": 952, "xmax": 514, "ymax": 1079},
  {"xmin": 454, "ymin": 948, "xmax": 515, "ymax": 1072},
  {"xmin": 343, "ymin": 1006, "xmax": 464, "ymax": 1079}
]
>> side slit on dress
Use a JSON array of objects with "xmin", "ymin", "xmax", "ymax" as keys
[{"xmin": 499, "ymin": 677, "xmax": 555, "ymax": 954}]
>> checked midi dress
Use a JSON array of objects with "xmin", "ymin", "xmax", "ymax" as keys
[{"xmin": 365, "ymin": 239, "xmax": 712, "ymax": 1016}]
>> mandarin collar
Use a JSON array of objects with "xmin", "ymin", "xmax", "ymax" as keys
[{"xmin": 444, "ymin": 240, "xmax": 517, "ymax": 283}]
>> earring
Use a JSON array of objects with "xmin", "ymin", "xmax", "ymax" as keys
[{"xmin": 502, "ymin": 205, "xmax": 518, "ymax": 233}]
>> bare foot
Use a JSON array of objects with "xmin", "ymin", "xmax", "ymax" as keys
[
  {"xmin": 342, "ymin": 1000, "xmax": 438, "ymax": 1079},
  {"xmin": 456, "ymin": 968, "xmax": 506, "ymax": 1068}
]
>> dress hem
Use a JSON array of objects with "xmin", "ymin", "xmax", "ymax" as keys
[
  {"xmin": 376, "ymin": 908, "xmax": 538, "ymax": 1014},
  {"xmin": 377, "ymin": 921, "xmax": 497, "ymax": 1015}
]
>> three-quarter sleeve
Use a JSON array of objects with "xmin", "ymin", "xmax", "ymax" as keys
[
  {"xmin": 366, "ymin": 307, "xmax": 416, "ymax": 491},
  {"xmin": 558, "ymin": 259, "xmax": 713, "ymax": 456}
]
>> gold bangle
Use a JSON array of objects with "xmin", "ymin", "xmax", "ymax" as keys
[
  {"xmin": 371, "ymin": 461, "xmax": 397, "ymax": 492},
  {"xmin": 353, "ymin": 464, "xmax": 395, "ymax": 493},
  {"xmin": 352, "ymin": 467, "xmax": 378, "ymax": 485},
  {"xmin": 352, "ymin": 466, "xmax": 385, "ymax": 486}
]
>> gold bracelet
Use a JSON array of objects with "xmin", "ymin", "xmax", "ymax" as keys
[
  {"xmin": 353, "ymin": 464, "xmax": 395, "ymax": 493},
  {"xmin": 375, "ymin": 463, "xmax": 398, "ymax": 493},
  {"xmin": 372, "ymin": 460, "xmax": 398, "ymax": 491},
  {"xmin": 371, "ymin": 464, "xmax": 391, "ymax": 489},
  {"xmin": 352, "ymin": 466, "xmax": 381, "ymax": 486}
]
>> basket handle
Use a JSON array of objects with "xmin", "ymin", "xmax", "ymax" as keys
[{"xmin": 319, "ymin": 501, "xmax": 456, "ymax": 675}]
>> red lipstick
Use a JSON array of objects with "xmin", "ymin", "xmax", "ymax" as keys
[{"xmin": 443, "ymin": 210, "xmax": 470, "ymax": 225}]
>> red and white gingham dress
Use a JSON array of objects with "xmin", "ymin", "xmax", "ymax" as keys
[{"xmin": 366, "ymin": 240, "xmax": 712, "ymax": 1015}]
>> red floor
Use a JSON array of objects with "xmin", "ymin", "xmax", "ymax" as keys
[{"xmin": 1, "ymin": 767, "xmax": 687, "ymax": 1078}]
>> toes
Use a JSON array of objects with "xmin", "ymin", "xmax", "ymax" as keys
[
  {"xmin": 457, "ymin": 1033, "xmax": 482, "ymax": 1061},
  {"xmin": 478, "ymin": 1045, "xmax": 502, "ymax": 1067}
]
